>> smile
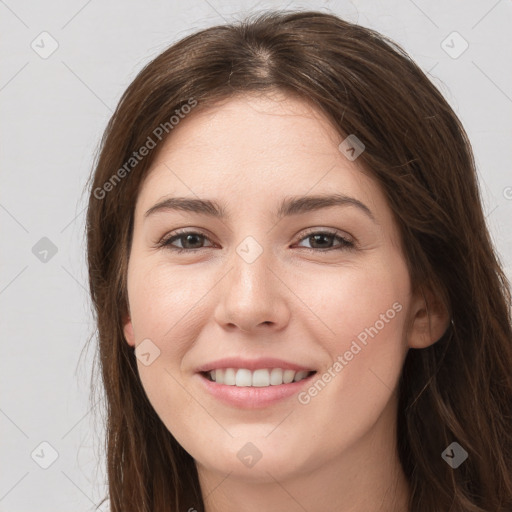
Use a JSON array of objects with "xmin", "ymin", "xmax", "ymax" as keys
[{"xmin": 203, "ymin": 368, "xmax": 316, "ymax": 387}]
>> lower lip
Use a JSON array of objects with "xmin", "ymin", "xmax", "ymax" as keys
[{"xmin": 197, "ymin": 372, "xmax": 316, "ymax": 409}]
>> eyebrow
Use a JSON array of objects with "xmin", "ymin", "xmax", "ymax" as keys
[{"xmin": 144, "ymin": 193, "xmax": 376, "ymax": 223}]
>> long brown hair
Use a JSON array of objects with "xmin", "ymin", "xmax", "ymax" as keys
[{"xmin": 85, "ymin": 10, "xmax": 512, "ymax": 511}]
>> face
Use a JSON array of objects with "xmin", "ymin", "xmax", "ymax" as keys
[{"xmin": 123, "ymin": 91, "xmax": 423, "ymax": 483}]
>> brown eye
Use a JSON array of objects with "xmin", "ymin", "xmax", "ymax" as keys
[
  {"xmin": 296, "ymin": 231, "xmax": 354, "ymax": 251},
  {"xmin": 158, "ymin": 229, "xmax": 355, "ymax": 254},
  {"xmin": 160, "ymin": 231, "xmax": 214, "ymax": 252}
]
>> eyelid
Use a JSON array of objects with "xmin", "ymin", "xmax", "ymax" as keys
[
  {"xmin": 157, "ymin": 226, "xmax": 356, "ymax": 253},
  {"xmin": 157, "ymin": 228, "xmax": 215, "ymax": 249},
  {"xmin": 297, "ymin": 226, "xmax": 354, "ymax": 244}
]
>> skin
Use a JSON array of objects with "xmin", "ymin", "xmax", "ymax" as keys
[{"xmin": 123, "ymin": 90, "xmax": 449, "ymax": 512}]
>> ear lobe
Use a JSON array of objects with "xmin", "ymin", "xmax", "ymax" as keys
[
  {"xmin": 123, "ymin": 315, "xmax": 136, "ymax": 347},
  {"xmin": 407, "ymin": 285, "xmax": 451, "ymax": 349}
]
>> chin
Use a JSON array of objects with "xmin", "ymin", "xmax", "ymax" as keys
[{"xmin": 193, "ymin": 437, "xmax": 309, "ymax": 482}]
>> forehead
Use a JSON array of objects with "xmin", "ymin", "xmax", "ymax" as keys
[
  {"xmin": 159, "ymin": 91, "xmax": 342, "ymax": 158},
  {"xmin": 135, "ymin": 92, "xmax": 391, "ymax": 229}
]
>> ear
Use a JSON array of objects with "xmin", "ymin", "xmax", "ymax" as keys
[
  {"xmin": 123, "ymin": 314, "xmax": 136, "ymax": 348},
  {"xmin": 406, "ymin": 285, "xmax": 451, "ymax": 349}
]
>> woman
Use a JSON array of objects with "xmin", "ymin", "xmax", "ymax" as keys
[{"xmin": 85, "ymin": 10, "xmax": 512, "ymax": 512}]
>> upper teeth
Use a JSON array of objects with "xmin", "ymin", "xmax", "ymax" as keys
[{"xmin": 207, "ymin": 368, "xmax": 312, "ymax": 387}]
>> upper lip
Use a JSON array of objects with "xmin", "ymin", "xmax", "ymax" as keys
[{"xmin": 195, "ymin": 357, "xmax": 316, "ymax": 373}]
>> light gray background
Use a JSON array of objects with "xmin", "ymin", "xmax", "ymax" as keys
[{"xmin": 1, "ymin": 1, "xmax": 511, "ymax": 510}]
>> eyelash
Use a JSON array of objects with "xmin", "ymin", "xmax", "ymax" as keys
[{"xmin": 157, "ymin": 228, "xmax": 355, "ymax": 253}]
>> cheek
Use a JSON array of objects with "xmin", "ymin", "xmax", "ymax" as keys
[
  {"xmin": 128, "ymin": 259, "xmax": 211, "ymax": 350},
  {"xmin": 280, "ymin": 264, "xmax": 409, "ymax": 461},
  {"xmin": 306, "ymin": 256, "xmax": 409, "ymax": 415},
  {"xmin": 295, "ymin": 251, "xmax": 409, "ymax": 342},
  {"xmin": 127, "ymin": 259, "xmax": 224, "ymax": 424},
  {"xmin": 127, "ymin": 261, "xmax": 207, "ymax": 432}
]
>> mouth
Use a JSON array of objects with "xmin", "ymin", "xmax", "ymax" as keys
[
  {"xmin": 196, "ymin": 365, "xmax": 318, "ymax": 409},
  {"xmin": 195, "ymin": 357, "xmax": 318, "ymax": 408},
  {"xmin": 200, "ymin": 368, "xmax": 316, "ymax": 387}
]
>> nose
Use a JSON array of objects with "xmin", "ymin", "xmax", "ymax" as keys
[{"xmin": 213, "ymin": 246, "xmax": 291, "ymax": 334}]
